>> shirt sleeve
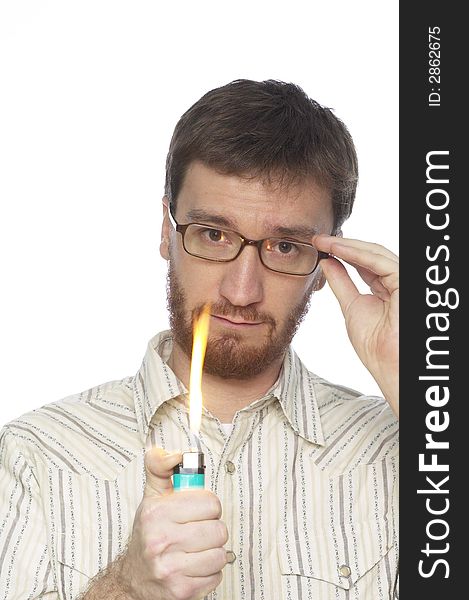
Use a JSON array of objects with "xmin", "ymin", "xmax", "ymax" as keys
[{"xmin": 0, "ymin": 427, "xmax": 58, "ymax": 599}]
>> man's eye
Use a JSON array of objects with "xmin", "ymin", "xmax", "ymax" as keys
[
  {"xmin": 268, "ymin": 240, "xmax": 298, "ymax": 254},
  {"xmin": 265, "ymin": 240, "xmax": 301, "ymax": 257},
  {"xmin": 278, "ymin": 241, "xmax": 294, "ymax": 254},
  {"xmin": 204, "ymin": 228, "xmax": 225, "ymax": 242}
]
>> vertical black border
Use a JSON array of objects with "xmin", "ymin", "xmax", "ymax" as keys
[{"xmin": 400, "ymin": 3, "xmax": 465, "ymax": 595}]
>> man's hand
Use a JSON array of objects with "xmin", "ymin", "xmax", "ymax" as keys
[
  {"xmin": 117, "ymin": 447, "xmax": 228, "ymax": 600},
  {"xmin": 313, "ymin": 234, "xmax": 399, "ymax": 418}
]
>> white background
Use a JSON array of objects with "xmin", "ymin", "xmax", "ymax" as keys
[{"xmin": 0, "ymin": 1, "xmax": 398, "ymax": 426}]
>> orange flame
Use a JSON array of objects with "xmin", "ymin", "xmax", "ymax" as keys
[{"xmin": 189, "ymin": 304, "xmax": 211, "ymax": 436}]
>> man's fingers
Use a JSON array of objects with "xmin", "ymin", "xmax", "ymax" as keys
[
  {"xmin": 144, "ymin": 446, "xmax": 182, "ymax": 497},
  {"xmin": 328, "ymin": 243, "xmax": 397, "ymax": 277},
  {"xmin": 319, "ymin": 242, "xmax": 399, "ymax": 296},
  {"xmin": 174, "ymin": 572, "xmax": 224, "ymax": 600},
  {"xmin": 145, "ymin": 489, "xmax": 223, "ymax": 524},
  {"xmin": 320, "ymin": 257, "xmax": 360, "ymax": 315},
  {"xmin": 355, "ymin": 266, "xmax": 391, "ymax": 300},
  {"xmin": 174, "ymin": 519, "xmax": 229, "ymax": 552},
  {"xmin": 178, "ymin": 547, "xmax": 228, "ymax": 577},
  {"xmin": 314, "ymin": 234, "xmax": 399, "ymax": 262},
  {"xmin": 314, "ymin": 235, "xmax": 399, "ymax": 298}
]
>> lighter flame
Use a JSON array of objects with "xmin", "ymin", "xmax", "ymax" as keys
[{"xmin": 189, "ymin": 304, "xmax": 211, "ymax": 436}]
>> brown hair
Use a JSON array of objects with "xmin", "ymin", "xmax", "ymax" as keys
[{"xmin": 164, "ymin": 79, "xmax": 358, "ymax": 232}]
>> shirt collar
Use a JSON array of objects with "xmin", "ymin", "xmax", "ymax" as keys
[
  {"xmin": 133, "ymin": 331, "xmax": 186, "ymax": 441},
  {"xmin": 133, "ymin": 330, "xmax": 325, "ymax": 446},
  {"xmin": 272, "ymin": 346, "xmax": 325, "ymax": 446}
]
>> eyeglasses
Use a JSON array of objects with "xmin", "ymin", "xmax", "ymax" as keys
[{"xmin": 168, "ymin": 204, "xmax": 329, "ymax": 276}]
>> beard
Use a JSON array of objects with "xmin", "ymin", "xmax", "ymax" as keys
[{"xmin": 166, "ymin": 261, "xmax": 315, "ymax": 379}]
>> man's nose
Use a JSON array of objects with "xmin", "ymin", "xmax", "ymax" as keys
[{"xmin": 218, "ymin": 245, "xmax": 264, "ymax": 307}]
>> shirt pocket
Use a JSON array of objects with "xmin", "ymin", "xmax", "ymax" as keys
[
  {"xmin": 50, "ymin": 460, "xmax": 142, "ymax": 599},
  {"xmin": 55, "ymin": 523, "xmax": 102, "ymax": 599},
  {"xmin": 56, "ymin": 523, "xmax": 101, "ymax": 578},
  {"xmin": 276, "ymin": 460, "xmax": 398, "ymax": 597},
  {"xmin": 278, "ymin": 516, "xmax": 396, "ymax": 596},
  {"xmin": 54, "ymin": 484, "xmax": 114, "ymax": 599}
]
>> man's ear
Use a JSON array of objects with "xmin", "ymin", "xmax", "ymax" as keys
[
  {"xmin": 160, "ymin": 196, "xmax": 170, "ymax": 260},
  {"xmin": 311, "ymin": 268, "xmax": 327, "ymax": 291}
]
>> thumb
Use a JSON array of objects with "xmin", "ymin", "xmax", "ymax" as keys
[
  {"xmin": 144, "ymin": 446, "xmax": 182, "ymax": 497},
  {"xmin": 320, "ymin": 256, "xmax": 360, "ymax": 316}
]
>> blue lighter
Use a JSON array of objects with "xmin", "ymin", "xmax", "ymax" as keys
[{"xmin": 173, "ymin": 450, "xmax": 205, "ymax": 490}]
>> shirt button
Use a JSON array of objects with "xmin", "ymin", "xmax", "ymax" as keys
[
  {"xmin": 226, "ymin": 550, "xmax": 237, "ymax": 564},
  {"xmin": 339, "ymin": 565, "xmax": 351, "ymax": 577},
  {"xmin": 225, "ymin": 461, "xmax": 236, "ymax": 474}
]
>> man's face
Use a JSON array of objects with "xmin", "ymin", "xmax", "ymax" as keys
[{"xmin": 160, "ymin": 161, "xmax": 334, "ymax": 379}]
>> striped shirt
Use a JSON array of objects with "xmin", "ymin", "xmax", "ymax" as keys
[{"xmin": 0, "ymin": 330, "xmax": 399, "ymax": 599}]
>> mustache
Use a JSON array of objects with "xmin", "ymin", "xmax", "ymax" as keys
[{"xmin": 192, "ymin": 301, "xmax": 276, "ymax": 328}]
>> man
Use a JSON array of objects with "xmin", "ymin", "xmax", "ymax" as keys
[{"xmin": 0, "ymin": 79, "xmax": 399, "ymax": 599}]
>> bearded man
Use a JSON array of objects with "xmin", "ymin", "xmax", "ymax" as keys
[{"xmin": 0, "ymin": 79, "xmax": 399, "ymax": 600}]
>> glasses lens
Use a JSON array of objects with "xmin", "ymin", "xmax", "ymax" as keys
[
  {"xmin": 261, "ymin": 239, "xmax": 319, "ymax": 275},
  {"xmin": 184, "ymin": 224, "xmax": 241, "ymax": 260}
]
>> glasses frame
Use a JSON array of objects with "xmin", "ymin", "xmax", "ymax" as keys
[{"xmin": 167, "ymin": 203, "xmax": 329, "ymax": 276}]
